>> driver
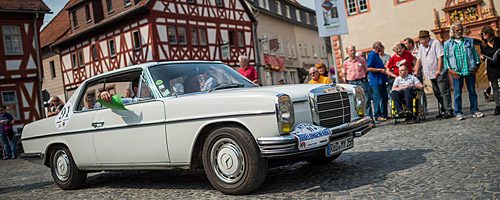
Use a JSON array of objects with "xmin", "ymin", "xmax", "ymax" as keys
[{"xmin": 200, "ymin": 70, "xmax": 217, "ymax": 91}]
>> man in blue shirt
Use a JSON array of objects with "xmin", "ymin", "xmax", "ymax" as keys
[{"xmin": 367, "ymin": 41, "xmax": 389, "ymax": 122}]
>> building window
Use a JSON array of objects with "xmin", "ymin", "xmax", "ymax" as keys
[
  {"xmin": 261, "ymin": 34, "xmax": 268, "ymax": 53},
  {"xmin": 259, "ymin": 0, "xmax": 268, "ymax": 9},
  {"xmin": 291, "ymin": 41, "xmax": 296, "ymax": 57},
  {"xmin": 132, "ymin": 30, "xmax": 141, "ymax": 50},
  {"xmin": 304, "ymin": 43, "xmax": 308, "ymax": 57},
  {"xmin": 347, "ymin": 0, "xmax": 369, "ymax": 16},
  {"xmin": 286, "ymin": 41, "xmax": 291, "ymax": 57},
  {"xmin": 346, "ymin": 0, "xmax": 357, "ymax": 15},
  {"xmin": 72, "ymin": 11, "xmax": 78, "ymax": 28},
  {"xmin": 177, "ymin": 26, "xmax": 187, "ymax": 45},
  {"xmin": 167, "ymin": 26, "xmax": 177, "ymax": 45},
  {"xmin": 49, "ymin": 60, "xmax": 56, "ymax": 78},
  {"xmin": 190, "ymin": 27, "xmax": 198, "ymax": 46},
  {"xmin": 305, "ymin": 13, "xmax": 310, "ymax": 24},
  {"xmin": 124, "ymin": 0, "xmax": 131, "ymax": 7},
  {"xmin": 296, "ymin": 9, "xmax": 301, "ymax": 22},
  {"xmin": 237, "ymin": 31, "xmax": 245, "ymax": 48},
  {"xmin": 298, "ymin": 43, "xmax": 302, "ymax": 57},
  {"xmin": 358, "ymin": 0, "xmax": 368, "ymax": 12},
  {"xmin": 216, "ymin": 0, "xmax": 223, "ymax": 7},
  {"xmin": 78, "ymin": 50, "xmax": 84, "ymax": 67},
  {"xmin": 85, "ymin": 5, "xmax": 91, "ymax": 23},
  {"xmin": 2, "ymin": 26, "xmax": 23, "ymax": 56},
  {"xmin": 229, "ymin": 30, "xmax": 236, "ymax": 47},
  {"xmin": 106, "ymin": 0, "xmax": 113, "ymax": 13},
  {"xmin": 187, "ymin": 0, "xmax": 195, "ymax": 3},
  {"xmin": 198, "ymin": 28, "xmax": 207, "ymax": 46},
  {"xmin": 276, "ymin": 1, "xmax": 281, "ymax": 15},
  {"xmin": 312, "ymin": 45, "xmax": 316, "ymax": 58},
  {"xmin": 285, "ymin": 5, "xmax": 290, "ymax": 18},
  {"xmin": 1, "ymin": 91, "xmax": 20, "ymax": 120},
  {"xmin": 108, "ymin": 39, "xmax": 116, "ymax": 58},
  {"xmin": 92, "ymin": 45, "xmax": 98, "ymax": 61},
  {"xmin": 72, "ymin": 53, "xmax": 77, "ymax": 70}
]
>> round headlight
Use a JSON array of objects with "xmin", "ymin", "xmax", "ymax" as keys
[{"xmin": 354, "ymin": 86, "xmax": 366, "ymax": 117}]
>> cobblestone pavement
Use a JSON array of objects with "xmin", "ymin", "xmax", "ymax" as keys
[{"xmin": 1, "ymin": 91, "xmax": 499, "ymax": 200}]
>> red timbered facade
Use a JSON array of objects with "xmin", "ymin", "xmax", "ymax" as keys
[
  {"xmin": 53, "ymin": 0, "xmax": 256, "ymax": 93},
  {"xmin": 0, "ymin": 0, "xmax": 50, "ymax": 124}
]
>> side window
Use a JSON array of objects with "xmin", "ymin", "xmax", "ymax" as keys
[{"xmin": 137, "ymin": 76, "xmax": 152, "ymax": 99}]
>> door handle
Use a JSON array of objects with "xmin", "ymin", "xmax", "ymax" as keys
[{"xmin": 92, "ymin": 121, "xmax": 104, "ymax": 127}]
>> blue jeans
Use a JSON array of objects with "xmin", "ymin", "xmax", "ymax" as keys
[
  {"xmin": 371, "ymin": 84, "xmax": 388, "ymax": 118},
  {"xmin": 348, "ymin": 80, "xmax": 373, "ymax": 120},
  {"xmin": 452, "ymin": 74, "xmax": 479, "ymax": 115},
  {"xmin": 1, "ymin": 132, "xmax": 16, "ymax": 158}
]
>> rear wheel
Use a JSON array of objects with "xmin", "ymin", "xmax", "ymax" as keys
[
  {"xmin": 202, "ymin": 125, "xmax": 268, "ymax": 194},
  {"xmin": 307, "ymin": 152, "xmax": 342, "ymax": 165},
  {"xmin": 50, "ymin": 145, "xmax": 87, "ymax": 190}
]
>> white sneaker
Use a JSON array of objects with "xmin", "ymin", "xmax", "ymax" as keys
[
  {"xmin": 472, "ymin": 112, "xmax": 484, "ymax": 118},
  {"xmin": 456, "ymin": 114, "xmax": 465, "ymax": 121}
]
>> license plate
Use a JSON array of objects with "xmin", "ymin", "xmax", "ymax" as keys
[{"xmin": 326, "ymin": 136, "xmax": 354, "ymax": 156}]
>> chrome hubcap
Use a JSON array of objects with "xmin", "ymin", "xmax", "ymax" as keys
[
  {"xmin": 54, "ymin": 150, "xmax": 70, "ymax": 181},
  {"xmin": 210, "ymin": 138, "xmax": 244, "ymax": 184}
]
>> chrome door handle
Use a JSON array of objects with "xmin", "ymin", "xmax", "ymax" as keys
[{"xmin": 92, "ymin": 121, "xmax": 104, "ymax": 127}]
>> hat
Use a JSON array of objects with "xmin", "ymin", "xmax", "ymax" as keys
[{"xmin": 418, "ymin": 30, "xmax": 430, "ymax": 38}]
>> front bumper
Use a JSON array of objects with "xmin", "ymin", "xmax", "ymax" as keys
[{"xmin": 257, "ymin": 116, "xmax": 372, "ymax": 158}]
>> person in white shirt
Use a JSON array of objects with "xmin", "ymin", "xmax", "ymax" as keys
[{"xmin": 391, "ymin": 62, "xmax": 423, "ymax": 115}]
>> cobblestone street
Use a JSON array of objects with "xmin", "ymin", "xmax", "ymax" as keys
[{"xmin": 1, "ymin": 91, "xmax": 499, "ymax": 200}]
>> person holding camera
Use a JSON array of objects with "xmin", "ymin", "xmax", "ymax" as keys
[{"xmin": 0, "ymin": 105, "xmax": 16, "ymax": 160}]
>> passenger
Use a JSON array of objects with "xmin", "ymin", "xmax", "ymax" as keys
[
  {"xmin": 82, "ymin": 94, "xmax": 95, "ymax": 110},
  {"xmin": 47, "ymin": 96, "xmax": 64, "ymax": 117},
  {"xmin": 184, "ymin": 75, "xmax": 201, "ymax": 93},
  {"xmin": 391, "ymin": 63, "xmax": 423, "ymax": 116},
  {"xmin": 125, "ymin": 89, "xmax": 133, "ymax": 98}
]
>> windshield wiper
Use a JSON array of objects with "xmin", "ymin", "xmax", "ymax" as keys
[{"xmin": 208, "ymin": 83, "xmax": 245, "ymax": 93}]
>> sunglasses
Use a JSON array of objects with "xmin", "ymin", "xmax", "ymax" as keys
[{"xmin": 309, "ymin": 72, "xmax": 317, "ymax": 75}]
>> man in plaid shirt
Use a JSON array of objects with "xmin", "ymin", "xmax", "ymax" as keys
[{"xmin": 443, "ymin": 22, "xmax": 484, "ymax": 120}]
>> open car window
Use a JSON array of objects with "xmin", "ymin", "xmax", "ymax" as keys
[
  {"xmin": 76, "ymin": 70, "xmax": 149, "ymax": 111},
  {"xmin": 148, "ymin": 63, "xmax": 256, "ymax": 97}
]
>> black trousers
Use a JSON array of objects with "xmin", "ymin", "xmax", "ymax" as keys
[{"xmin": 391, "ymin": 88, "xmax": 415, "ymax": 112}]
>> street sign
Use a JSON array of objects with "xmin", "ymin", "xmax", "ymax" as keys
[
  {"xmin": 221, "ymin": 44, "xmax": 230, "ymax": 60},
  {"xmin": 315, "ymin": 0, "xmax": 349, "ymax": 37}
]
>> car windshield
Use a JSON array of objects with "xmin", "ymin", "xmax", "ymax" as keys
[{"xmin": 148, "ymin": 63, "xmax": 257, "ymax": 97}]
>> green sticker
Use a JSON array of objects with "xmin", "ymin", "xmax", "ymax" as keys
[{"xmin": 156, "ymin": 80, "xmax": 163, "ymax": 85}]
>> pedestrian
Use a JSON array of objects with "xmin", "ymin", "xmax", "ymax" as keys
[
  {"xmin": 414, "ymin": 30, "xmax": 454, "ymax": 118},
  {"xmin": 278, "ymin": 79, "xmax": 285, "ymax": 85},
  {"xmin": 316, "ymin": 62, "xmax": 328, "ymax": 77},
  {"xmin": 404, "ymin": 37, "xmax": 419, "ymax": 58},
  {"xmin": 479, "ymin": 25, "xmax": 500, "ymax": 115},
  {"xmin": 387, "ymin": 42, "xmax": 416, "ymax": 78},
  {"xmin": 237, "ymin": 55, "xmax": 259, "ymax": 84},
  {"xmin": 343, "ymin": 45, "xmax": 375, "ymax": 127},
  {"xmin": 379, "ymin": 45, "xmax": 392, "ymax": 100},
  {"xmin": 308, "ymin": 67, "xmax": 331, "ymax": 84},
  {"xmin": 0, "ymin": 105, "xmax": 16, "ymax": 160},
  {"xmin": 47, "ymin": 96, "xmax": 64, "ymax": 117},
  {"xmin": 367, "ymin": 41, "xmax": 389, "ymax": 121},
  {"xmin": 444, "ymin": 22, "xmax": 484, "ymax": 120}
]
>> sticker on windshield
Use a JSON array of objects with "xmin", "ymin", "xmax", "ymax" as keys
[
  {"xmin": 291, "ymin": 123, "xmax": 331, "ymax": 151},
  {"xmin": 55, "ymin": 100, "xmax": 73, "ymax": 130}
]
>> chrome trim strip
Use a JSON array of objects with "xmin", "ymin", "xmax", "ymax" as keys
[
  {"xmin": 20, "ymin": 152, "xmax": 44, "ymax": 159},
  {"xmin": 78, "ymin": 163, "xmax": 191, "ymax": 170},
  {"xmin": 22, "ymin": 111, "xmax": 276, "ymax": 141}
]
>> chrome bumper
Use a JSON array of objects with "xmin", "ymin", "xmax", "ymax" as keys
[
  {"xmin": 20, "ymin": 152, "xmax": 45, "ymax": 165},
  {"xmin": 257, "ymin": 116, "xmax": 372, "ymax": 157}
]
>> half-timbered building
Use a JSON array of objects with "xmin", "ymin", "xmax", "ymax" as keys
[
  {"xmin": 49, "ymin": 0, "xmax": 256, "ymax": 96},
  {"xmin": 0, "ymin": 0, "xmax": 50, "ymax": 124}
]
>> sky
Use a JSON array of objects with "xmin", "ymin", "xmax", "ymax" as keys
[{"xmin": 41, "ymin": 0, "xmax": 316, "ymax": 30}]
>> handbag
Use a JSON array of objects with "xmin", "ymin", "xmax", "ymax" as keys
[{"xmin": 2, "ymin": 125, "xmax": 14, "ymax": 139}]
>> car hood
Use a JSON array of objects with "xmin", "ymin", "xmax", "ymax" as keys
[{"xmin": 235, "ymin": 84, "xmax": 326, "ymax": 102}]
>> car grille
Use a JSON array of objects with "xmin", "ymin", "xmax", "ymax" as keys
[{"xmin": 315, "ymin": 92, "xmax": 350, "ymax": 128}]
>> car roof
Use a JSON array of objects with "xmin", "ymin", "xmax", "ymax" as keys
[{"xmin": 83, "ymin": 60, "xmax": 224, "ymax": 83}]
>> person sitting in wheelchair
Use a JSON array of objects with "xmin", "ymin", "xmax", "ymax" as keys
[{"xmin": 391, "ymin": 61, "xmax": 424, "ymax": 116}]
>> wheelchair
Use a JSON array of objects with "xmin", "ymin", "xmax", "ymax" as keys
[{"xmin": 390, "ymin": 89, "xmax": 428, "ymax": 124}]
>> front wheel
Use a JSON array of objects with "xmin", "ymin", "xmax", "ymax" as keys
[
  {"xmin": 50, "ymin": 145, "xmax": 87, "ymax": 190},
  {"xmin": 202, "ymin": 125, "xmax": 268, "ymax": 194}
]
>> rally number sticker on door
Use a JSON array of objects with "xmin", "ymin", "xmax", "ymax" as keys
[{"xmin": 55, "ymin": 101, "xmax": 73, "ymax": 130}]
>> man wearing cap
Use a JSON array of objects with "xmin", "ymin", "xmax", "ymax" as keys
[
  {"xmin": 443, "ymin": 22, "xmax": 483, "ymax": 120},
  {"xmin": 414, "ymin": 30, "xmax": 454, "ymax": 119}
]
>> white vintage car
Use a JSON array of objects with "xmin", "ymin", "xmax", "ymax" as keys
[{"xmin": 21, "ymin": 61, "xmax": 371, "ymax": 194}]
